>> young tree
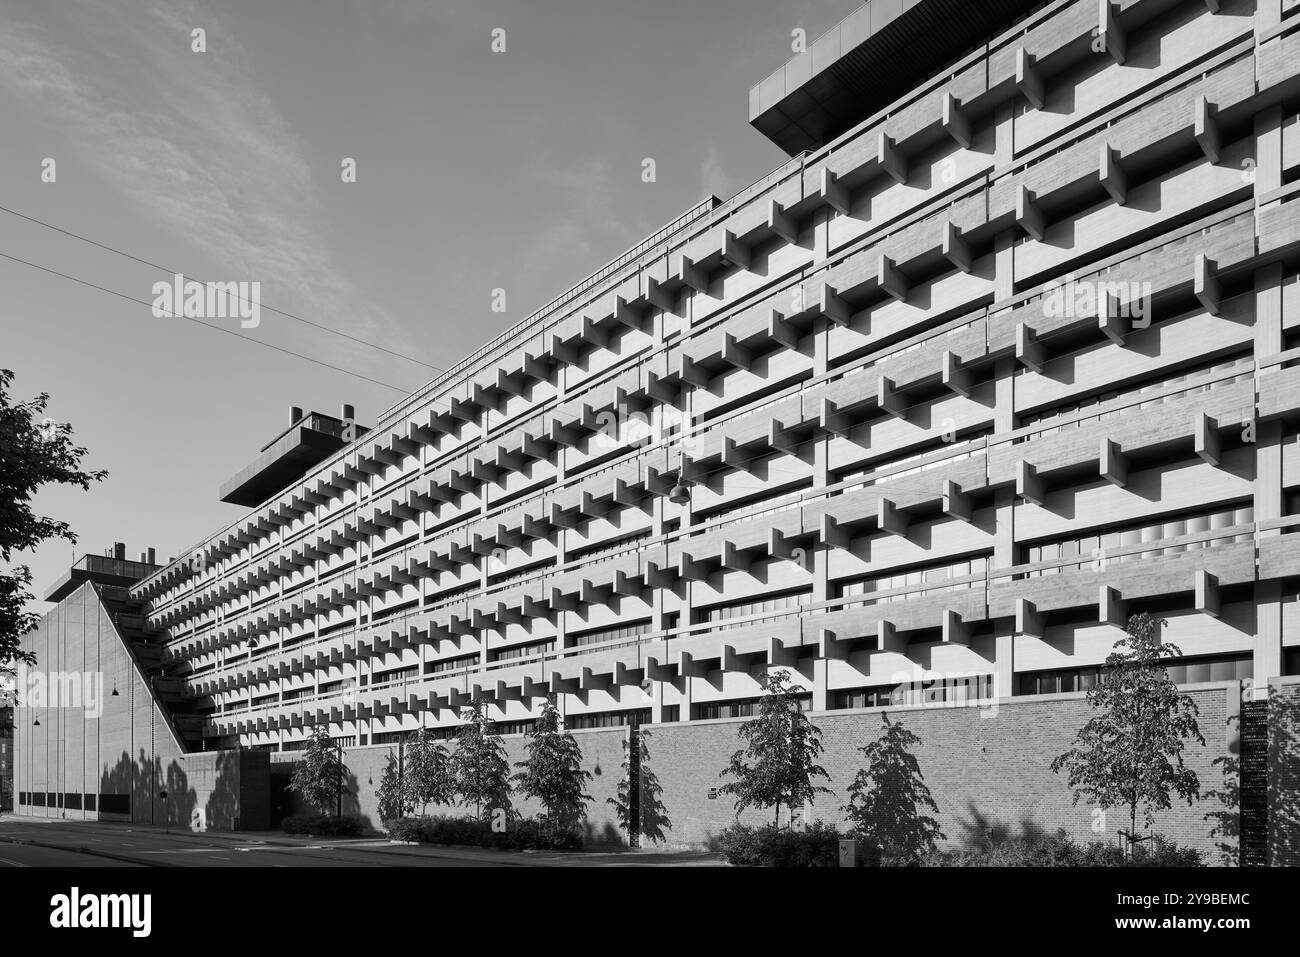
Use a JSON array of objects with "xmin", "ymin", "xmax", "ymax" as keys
[
  {"xmin": 404, "ymin": 728, "xmax": 455, "ymax": 815},
  {"xmin": 288, "ymin": 726, "xmax": 350, "ymax": 815},
  {"xmin": 512, "ymin": 698, "xmax": 592, "ymax": 831},
  {"xmin": 450, "ymin": 703, "xmax": 512, "ymax": 821},
  {"xmin": 1051, "ymin": 613, "xmax": 1205, "ymax": 853},
  {"xmin": 1, "ymin": 368, "xmax": 106, "ymax": 671},
  {"xmin": 609, "ymin": 728, "xmax": 671, "ymax": 845},
  {"xmin": 376, "ymin": 747, "xmax": 407, "ymax": 823},
  {"xmin": 718, "ymin": 670, "xmax": 830, "ymax": 828},
  {"xmin": 842, "ymin": 713, "xmax": 944, "ymax": 864}
]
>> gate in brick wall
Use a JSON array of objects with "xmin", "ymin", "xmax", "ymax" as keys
[{"xmin": 1239, "ymin": 700, "xmax": 1267, "ymax": 867}]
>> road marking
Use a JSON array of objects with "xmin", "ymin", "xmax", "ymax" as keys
[{"xmin": 0, "ymin": 856, "xmax": 30, "ymax": 867}]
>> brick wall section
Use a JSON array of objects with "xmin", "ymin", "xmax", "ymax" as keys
[
  {"xmin": 272, "ymin": 726, "xmax": 629, "ymax": 843},
  {"xmin": 647, "ymin": 685, "xmax": 1236, "ymax": 855},
  {"xmin": 1267, "ymin": 676, "xmax": 1300, "ymax": 866}
]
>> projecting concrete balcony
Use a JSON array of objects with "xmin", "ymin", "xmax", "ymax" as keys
[
  {"xmin": 1011, "ymin": 0, "xmax": 1249, "ymax": 156},
  {"xmin": 1016, "ymin": 145, "xmax": 1255, "ymax": 286},
  {"xmin": 1258, "ymin": 360, "xmax": 1300, "ymax": 422},
  {"xmin": 988, "ymin": 529, "xmax": 1254, "ymax": 622},
  {"xmin": 1257, "ymin": 186, "xmax": 1300, "ymax": 256},
  {"xmin": 1258, "ymin": 518, "xmax": 1300, "ymax": 579},
  {"xmin": 988, "ymin": 377, "xmax": 1253, "ymax": 491}
]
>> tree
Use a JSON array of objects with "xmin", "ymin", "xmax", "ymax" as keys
[
  {"xmin": 404, "ymin": 728, "xmax": 454, "ymax": 815},
  {"xmin": 450, "ymin": 703, "xmax": 512, "ymax": 821},
  {"xmin": 842, "ymin": 713, "xmax": 944, "ymax": 864},
  {"xmin": 288, "ymin": 726, "xmax": 350, "ymax": 815},
  {"xmin": 1051, "ymin": 613, "xmax": 1205, "ymax": 853},
  {"xmin": 609, "ymin": 727, "xmax": 671, "ymax": 845},
  {"xmin": 376, "ymin": 747, "xmax": 407, "ymax": 823},
  {"xmin": 718, "ymin": 670, "xmax": 830, "ymax": 827},
  {"xmin": 1, "ymin": 368, "xmax": 106, "ymax": 671},
  {"xmin": 512, "ymin": 697, "xmax": 592, "ymax": 831}
]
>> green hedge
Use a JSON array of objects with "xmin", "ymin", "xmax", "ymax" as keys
[
  {"xmin": 281, "ymin": 813, "xmax": 365, "ymax": 837},
  {"xmin": 385, "ymin": 815, "xmax": 583, "ymax": 850}
]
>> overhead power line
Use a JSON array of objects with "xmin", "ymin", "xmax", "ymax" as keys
[
  {"xmin": 0, "ymin": 248, "xmax": 411, "ymax": 393},
  {"xmin": 0, "ymin": 201, "xmax": 447, "ymax": 374}
]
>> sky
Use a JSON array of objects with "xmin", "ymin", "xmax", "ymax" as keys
[{"xmin": 0, "ymin": 0, "xmax": 860, "ymax": 606}]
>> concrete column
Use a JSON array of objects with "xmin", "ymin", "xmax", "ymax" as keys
[
  {"xmin": 812, "ymin": 657, "xmax": 830, "ymax": 711},
  {"xmin": 994, "ymin": 618, "xmax": 1015, "ymax": 700},
  {"xmin": 1256, "ymin": 0, "xmax": 1282, "ymax": 37},
  {"xmin": 1255, "ymin": 262, "xmax": 1284, "ymax": 363},
  {"xmin": 994, "ymin": 356, "xmax": 1016, "ymax": 433},
  {"xmin": 650, "ymin": 679, "xmax": 665, "ymax": 724},
  {"xmin": 678, "ymin": 674, "xmax": 693, "ymax": 722},
  {"xmin": 994, "ymin": 99, "xmax": 1016, "ymax": 171},
  {"xmin": 994, "ymin": 229, "xmax": 1016, "ymax": 302},
  {"xmin": 1255, "ymin": 579, "xmax": 1283, "ymax": 689}
]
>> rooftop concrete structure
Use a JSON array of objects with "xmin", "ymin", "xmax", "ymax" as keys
[
  {"xmin": 218, "ymin": 407, "xmax": 370, "ymax": 508},
  {"xmin": 748, "ymin": 0, "xmax": 1045, "ymax": 155}
]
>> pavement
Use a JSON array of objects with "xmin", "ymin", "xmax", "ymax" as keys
[{"xmin": 0, "ymin": 815, "xmax": 722, "ymax": 868}]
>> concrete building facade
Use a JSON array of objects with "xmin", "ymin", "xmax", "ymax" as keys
[{"xmin": 11, "ymin": 0, "xmax": 1300, "ymax": 856}]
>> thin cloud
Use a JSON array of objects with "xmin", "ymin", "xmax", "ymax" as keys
[{"xmin": 0, "ymin": 0, "xmax": 406, "ymax": 365}]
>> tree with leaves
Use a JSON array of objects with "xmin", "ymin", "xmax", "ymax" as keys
[
  {"xmin": 450, "ymin": 703, "xmax": 512, "ymax": 821},
  {"xmin": 718, "ymin": 670, "xmax": 830, "ymax": 828},
  {"xmin": 288, "ymin": 726, "xmax": 350, "ymax": 815},
  {"xmin": 376, "ymin": 747, "xmax": 407, "ymax": 823},
  {"xmin": 1051, "ymin": 613, "xmax": 1204, "ymax": 854},
  {"xmin": 842, "ymin": 713, "xmax": 944, "ymax": 864},
  {"xmin": 513, "ymin": 697, "xmax": 592, "ymax": 832},
  {"xmin": 404, "ymin": 728, "xmax": 455, "ymax": 815},
  {"xmin": 1, "ymin": 368, "xmax": 106, "ymax": 673},
  {"xmin": 609, "ymin": 727, "xmax": 671, "ymax": 845}
]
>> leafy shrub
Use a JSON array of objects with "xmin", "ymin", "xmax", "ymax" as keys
[
  {"xmin": 383, "ymin": 814, "xmax": 582, "ymax": 850},
  {"xmin": 384, "ymin": 816, "xmax": 429, "ymax": 843},
  {"xmin": 719, "ymin": 821, "xmax": 842, "ymax": 867},
  {"xmin": 924, "ymin": 829, "xmax": 1202, "ymax": 867},
  {"xmin": 282, "ymin": 813, "xmax": 364, "ymax": 837}
]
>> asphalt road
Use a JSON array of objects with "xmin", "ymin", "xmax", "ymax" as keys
[
  {"xmin": 0, "ymin": 818, "xmax": 720, "ymax": 867},
  {"xmin": 0, "ymin": 819, "xmax": 489, "ymax": 867}
]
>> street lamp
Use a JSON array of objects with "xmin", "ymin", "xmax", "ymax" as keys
[{"xmin": 667, "ymin": 472, "xmax": 691, "ymax": 504}]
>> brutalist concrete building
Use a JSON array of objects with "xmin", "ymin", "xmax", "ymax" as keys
[{"xmin": 12, "ymin": 0, "xmax": 1300, "ymax": 860}]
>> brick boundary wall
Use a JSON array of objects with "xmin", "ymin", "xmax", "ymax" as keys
[
  {"xmin": 271, "ymin": 726, "xmax": 628, "ymax": 843},
  {"xmin": 1267, "ymin": 676, "xmax": 1300, "ymax": 867},
  {"xmin": 644, "ymin": 683, "xmax": 1240, "ymax": 857}
]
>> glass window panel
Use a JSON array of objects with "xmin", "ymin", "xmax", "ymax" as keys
[{"xmin": 1184, "ymin": 661, "xmax": 1212, "ymax": 684}]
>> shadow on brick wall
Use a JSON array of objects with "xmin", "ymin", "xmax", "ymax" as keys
[{"xmin": 1268, "ymin": 690, "xmax": 1300, "ymax": 866}]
